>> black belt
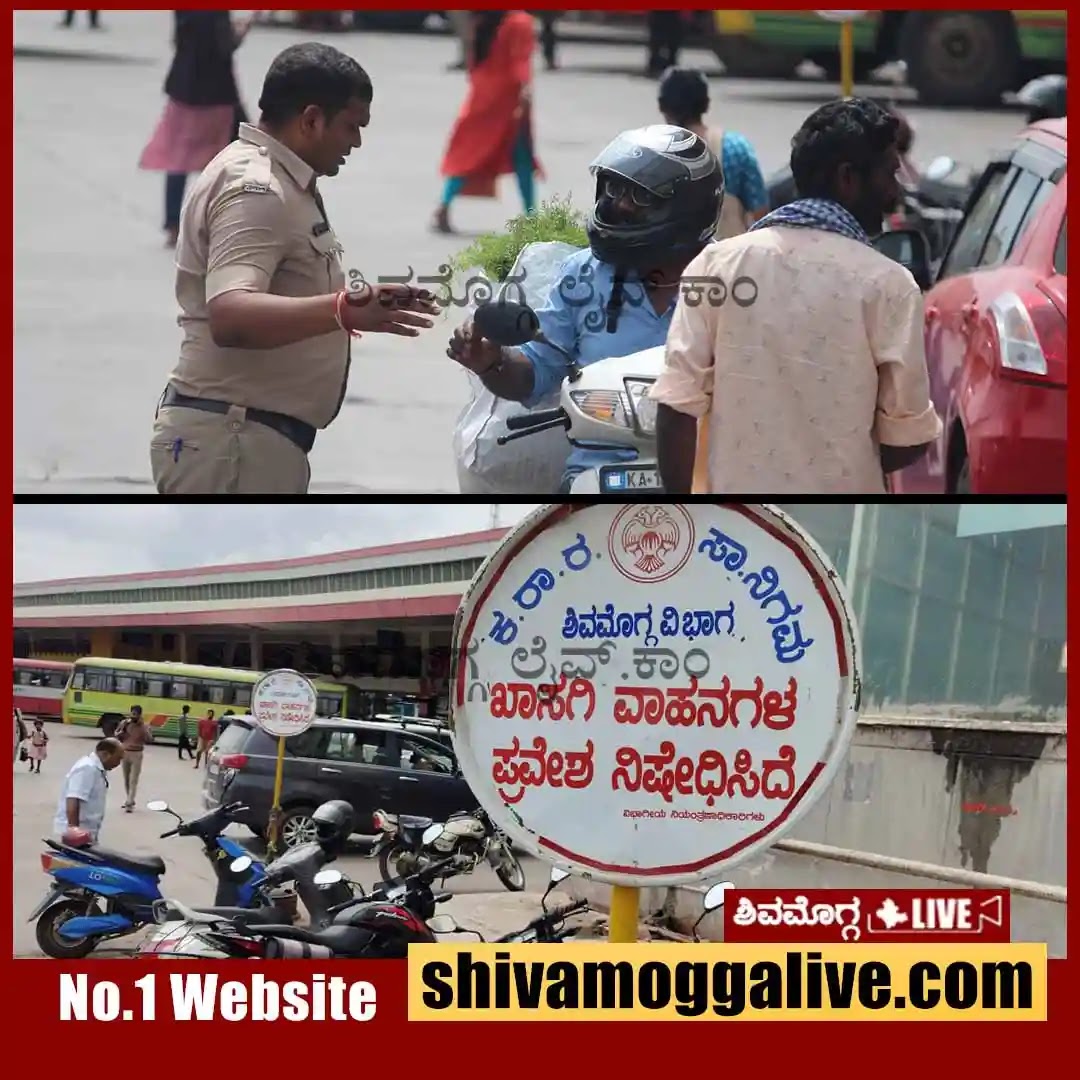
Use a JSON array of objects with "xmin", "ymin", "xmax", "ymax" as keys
[{"xmin": 160, "ymin": 386, "xmax": 316, "ymax": 454}]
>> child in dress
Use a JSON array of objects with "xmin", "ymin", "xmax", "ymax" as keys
[{"xmin": 28, "ymin": 719, "xmax": 49, "ymax": 774}]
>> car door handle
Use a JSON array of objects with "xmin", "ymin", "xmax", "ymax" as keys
[
  {"xmin": 320, "ymin": 767, "xmax": 342, "ymax": 774},
  {"xmin": 399, "ymin": 775, "xmax": 420, "ymax": 783}
]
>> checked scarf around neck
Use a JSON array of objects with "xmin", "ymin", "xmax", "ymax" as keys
[{"xmin": 749, "ymin": 197, "xmax": 870, "ymax": 246}]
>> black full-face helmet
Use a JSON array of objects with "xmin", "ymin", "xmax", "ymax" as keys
[
  {"xmin": 1017, "ymin": 75, "xmax": 1066, "ymax": 124},
  {"xmin": 586, "ymin": 124, "xmax": 724, "ymax": 275},
  {"xmin": 312, "ymin": 799, "xmax": 355, "ymax": 855}
]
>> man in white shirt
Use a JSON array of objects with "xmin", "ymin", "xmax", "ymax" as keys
[
  {"xmin": 653, "ymin": 97, "xmax": 941, "ymax": 494},
  {"xmin": 53, "ymin": 738, "xmax": 125, "ymax": 845}
]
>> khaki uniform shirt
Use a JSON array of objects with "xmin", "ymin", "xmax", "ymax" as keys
[
  {"xmin": 652, "ymin": 227, "xmax": 943, "ymax": 495},
  {"xmin": 170, "ymin": 123, "xmax": 349, "ymax": 429}
]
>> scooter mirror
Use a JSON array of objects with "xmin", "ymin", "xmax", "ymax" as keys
[
  {"xmin": 313, "ymin": 869, "xmax": 344, "ymax": 887},
  {"xmin": 428, "ymin": 914, "xmax": 460, "ymax": 934},
  {"xmin": 422, "ymin": 824, "xmax": 444, "ymax": 846},
  {"xmin": 230, "ymin": 855, "xmax": 254, "ymax": 874},
  {"xmin": 146, "ymin": 800, "xmax": 169, "ymax": 812},
  {"xmin": 550, "ymin": 867, "xmax": 570, "ymax": 885},
  {"xmin": 474, "ymin": 301, "xmax": 541, "ymax": 347}
]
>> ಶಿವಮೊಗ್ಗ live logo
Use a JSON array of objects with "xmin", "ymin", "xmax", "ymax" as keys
[{"xmin": 722, "ymin": 889, "xmax": 1011, "ymax": 944}]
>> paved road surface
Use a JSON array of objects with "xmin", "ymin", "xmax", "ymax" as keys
[
  {"xmin": 13, "ymin": 724, "xmax": 560, "ymax": 956},
  {"xmin": 14, "ymin": 10, "xmax": 1026, "ymax": 494}
]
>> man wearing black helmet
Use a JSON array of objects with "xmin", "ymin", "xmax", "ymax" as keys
[
  {"xmin": 653, "ymin": 97, "xmax": 941, "ymax": 495},
  {"xmin": 447, "ymin": 124, "xmax": 723, "ymax": 493}
]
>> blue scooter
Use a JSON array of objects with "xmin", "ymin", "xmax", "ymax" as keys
[{"xmin": 31, "ymin": 800, "xmax": 270, "ymax": 959}]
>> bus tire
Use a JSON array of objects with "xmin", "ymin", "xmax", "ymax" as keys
[{"xmin": 900, "ymin": 11, "xmax": 1018, "ymax": 107}]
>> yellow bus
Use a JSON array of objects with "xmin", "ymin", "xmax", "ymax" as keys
[{"xmin": 62, "ymin": 658, "xmax": 354, "ymax": 740}]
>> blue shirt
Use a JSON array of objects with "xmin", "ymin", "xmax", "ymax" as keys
[
  {"xmin": 719, "ymin": 132, "xmax": 768, "ymax": 214},
  {"xmin": 520, "ymin": 248, "xmax": 676, "ymax": 486}
]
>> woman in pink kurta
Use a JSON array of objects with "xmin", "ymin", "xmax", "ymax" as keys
[{"xmin": 139, "ymin": 11, "xmax": 251, "ymax": 247}]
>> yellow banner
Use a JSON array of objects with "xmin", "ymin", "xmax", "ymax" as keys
[{"xmin": 408, "ymin": 943, "xmax": 1046, "ymax": 1021}]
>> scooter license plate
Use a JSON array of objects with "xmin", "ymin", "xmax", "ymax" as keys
[{"xmin": 598, "ymin": 465, "xmax": 662, "ymax": 492}]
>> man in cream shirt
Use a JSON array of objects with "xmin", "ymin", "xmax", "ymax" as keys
[{"xmin": 653, "ymin": 98, "xmax": 941, "ymax": 495}]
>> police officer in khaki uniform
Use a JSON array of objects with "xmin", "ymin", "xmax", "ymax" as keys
[{"xmin": 151, "ymin": 42, "xmax": 439, "ymax": 495}]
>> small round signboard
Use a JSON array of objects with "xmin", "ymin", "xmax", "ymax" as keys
[
  {"xmin": 251, "ymin": 669, "xmax": 318, "ymax": 739},
  {"xmin": 451, "ymin": 503, "xmax": 861, "ymax": 888}
]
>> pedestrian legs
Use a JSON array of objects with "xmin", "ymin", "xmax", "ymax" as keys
[
  {"xmin": 121, "ymin": 752, "xmax": 143, "ymax": 810},
  {"xmin": 538, "ymin": 12, "xmax": 557, "ymax": 69},
  {"xmin": 164, "ymin": 172, "xmax": 187, "ymax": 244},
  {"xmin": 512, "ymin": 133, "xmax": 537, "ymax": 214}
]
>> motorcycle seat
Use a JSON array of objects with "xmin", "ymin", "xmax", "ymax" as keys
[
  {"xmin": 69, "ymin": 844, "xmax": 166, "ymax": 877},
  {"xmin": 193, "ymin": 905, "xmax": 291, "ymax": 926},
  {"xmin": 251, "ymin": 923, "xmax": 374, "ymax": 954},
  {"xmin": 399, "ymin": 815, "xmax": 434, "ymax": 830}
]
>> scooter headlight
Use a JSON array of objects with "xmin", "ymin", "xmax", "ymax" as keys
[
  {"xmin": 568, "ymin": 389, "xmax": 631, "ymax": 429},
  {"xmin": 624, "ymin": 378, "xmax": 658, "ymax": 436}
]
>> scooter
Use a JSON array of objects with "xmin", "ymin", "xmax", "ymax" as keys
[
  {"xmin": 30, "ymin": 801, "xmax": 276, "ymax": 959},
  {"xmin": 136, "ymin": 836, "xmax": 359, "ymax": 957},
  {"xmin": 474, "ymin": 300, "xmax": 663, "ymax": 495},
  {"xmin": 372, "ymin": 805, "xmax": 526, "ymax": 892}
]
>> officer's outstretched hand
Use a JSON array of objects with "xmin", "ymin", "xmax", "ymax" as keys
[{"xmin": 342, "ymin": 284, "xmax": 440, "ymax": 337}]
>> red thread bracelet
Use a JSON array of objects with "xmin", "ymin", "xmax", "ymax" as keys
[{"xmin": 334, "ymin": 290, "xmax": 363, "ymax": 339}]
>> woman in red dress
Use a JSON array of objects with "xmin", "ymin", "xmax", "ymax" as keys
[{"xmin": 433, "ymin": 11, "xmax": 543, "ymax": 234}]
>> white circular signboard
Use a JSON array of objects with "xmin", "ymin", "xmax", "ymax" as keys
[
  {"xmin": 451, "ymin": 503, "xmax": 861, "ymax": 888},
  {"xmin": 251, "ymin": 668, "xmax": 318, "ymax": 739},
  {"xmin": 815, "ymin": 10, "xmax": 870, "ymax": 21}
]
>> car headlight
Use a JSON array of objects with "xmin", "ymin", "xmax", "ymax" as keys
[
  {"xmin": 568, "ymin": 389, "xmax": 631, "ymax": 429},
  {"xmin": 624, "ymin": 378, "xmax": 658, "ymax": 436}
]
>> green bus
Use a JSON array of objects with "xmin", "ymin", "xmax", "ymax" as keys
[
  {"xmin": 711, "ymin": 10, "xmax": 1067, "ymax": 107},
  {"xmin": 62, "ymin": 657, "xmax": 355, "ymax": 740}
]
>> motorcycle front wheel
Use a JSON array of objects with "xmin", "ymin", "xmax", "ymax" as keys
[
  {"xmin": 36, "ymin": 900, "xmax": 98, "ymax": 959},
  {"xmin": 494, "ymin": 848, "xmax": 526, "ymax": 893},
  {"xmin": 377, "ymin": 844, "xmax": 422, "ymax": 885}
]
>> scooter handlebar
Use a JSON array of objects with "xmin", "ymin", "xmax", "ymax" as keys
[{"xmin": 505, "ymin": 408, "xmax": 566, "ymax": 431}]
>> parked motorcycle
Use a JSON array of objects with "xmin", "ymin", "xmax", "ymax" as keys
[
  {"xmin": 473, "ymin": 299, "xmax": 663, "ymax": 495},
  {"xmin": 30, "ymin": 801, "xmax": 281, "ymax": 959},
  {"xmin": 430, "ymin": 867, "xmax": 590, "ymax": 943},
  {"xmin": 372, "ymin": 805, "xmax": 526, "ymax": 892},
  {"xmin": 142, "ymin": 844, "xmax": 462, "ymax": 959}
]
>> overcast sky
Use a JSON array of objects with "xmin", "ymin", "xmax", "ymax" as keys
[{"xmin": 13, "ymin": 504, "xmax": 541, "ymax": 584}]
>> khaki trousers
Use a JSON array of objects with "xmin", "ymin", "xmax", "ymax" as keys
[
  {"xmin": 121, "ymin": 751, "xmax": 143, "ymax": 807},
  {"xmin": 150, "ymin": 405, "xmax": 311, "ymax": 495}
]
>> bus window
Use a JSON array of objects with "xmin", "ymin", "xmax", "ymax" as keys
[
  {"xmin": 234, "ymin": 688, "xmax": 252, "ymax": 709},
  {"xmin": 205, "ymin": 683, "xmax": 230, "ymax": 706},
  {"xmin": 114, "ymin": 675, "xmax": 143, "ymax": 695},
  {"xmin": 71, "ymin": 670, "xmax": 85, "ymax": 690},
  {"xmin": 170, "ymin": 681, "xmax": 194, "ymax": 701},
  {"xmin": 146, "ymin": 679, "xmax": 167, "ymax": 699},
  {"xmin": 318, "ymin": 694, "xmax": 344, "ymax": 717},
  {"xmin": 83, "ymin": 669, "xmax": 114, "ymax": 693}
]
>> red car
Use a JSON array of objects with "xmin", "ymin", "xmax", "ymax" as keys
[{"xmin": 894, "ymin": 119, "xmax": 1067, "ymax": 495}]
